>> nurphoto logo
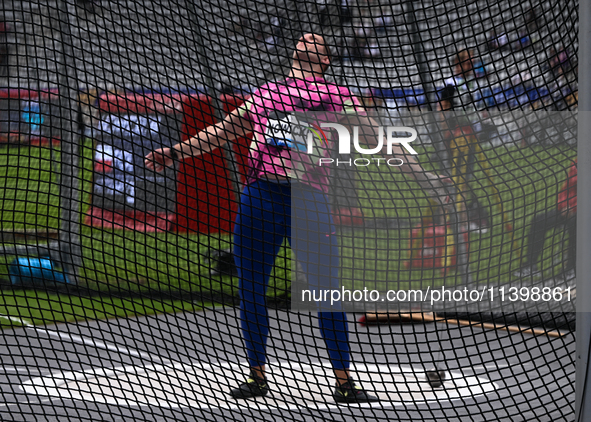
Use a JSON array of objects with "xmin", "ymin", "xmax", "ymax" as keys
[{"xmin": 265, "ymin": 113, "xmax": 417, "ymax": 167}]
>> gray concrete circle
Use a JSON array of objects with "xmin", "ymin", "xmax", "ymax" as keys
[{"xmin": 21, "ymin": 361, "xmax": 497, "ymax": 410}]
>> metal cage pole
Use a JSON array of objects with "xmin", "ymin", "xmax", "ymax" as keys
[
  {"xmin": 184, "ymin": 0, "xmax": 242, "ymax": 204},
  {"xmin": 53, "ymin": 0, "xmax": 83, "ymax": 284},
  {"xmin": 405, "ymin": 0, "xmax": 437, "ymax": 110},
  {"xmin": 575, "ymin": 0, "xmax": 591, "ymax": 418},
  {"xmin": 405, "ymin": 0, "xmax": 471, "ymax": 285}
]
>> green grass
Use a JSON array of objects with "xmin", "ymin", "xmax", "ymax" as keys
[
  {"xmin": 0, "ymin": 289, "xmax": 204, "ymax": 327},
  {"xmin": 0, "ymin": 145, "xmax": 61, "ymax": 230},
  {"xmin": 345, "ymin": 143, "xmax": 576, "ymax": 289},
  {"xmin": 0, "ymin": 141, "xmax": 577, "ymax": 325}
]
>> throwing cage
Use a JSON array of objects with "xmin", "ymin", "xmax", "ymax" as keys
[{"xmin": 0, "ymin": 0, "xmax": 581, "ymax": 421}]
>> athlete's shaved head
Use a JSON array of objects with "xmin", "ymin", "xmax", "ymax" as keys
[{"xmin": 292, "ymin": 33, "xmax": 331, "ymax": 74}]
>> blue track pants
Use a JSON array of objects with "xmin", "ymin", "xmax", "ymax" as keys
[{"xmin": 233, "ymin": 180, "xmax": 350, "ymax": 370}]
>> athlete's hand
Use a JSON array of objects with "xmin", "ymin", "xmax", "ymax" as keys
[
  {"xmin": 145, "ymin": 148, "xmax": 173, "ymax": 172},
  {"xmin": 417, "ymin": 172, "xmax": 451, "ymax": 196},
  {"xmin": 437, "ymin": 175, "xmax": 453, "ymax": 185}
]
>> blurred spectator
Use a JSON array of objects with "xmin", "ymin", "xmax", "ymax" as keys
[
  {"xmin": 231, "ymin": 13, "xmax": 250, "ymax": 35},
  {"xmin": 451, "ymin": 49, "xmax": 474, "ymax": 80},
  {"xmin": 338, "ymin": 36, "xmax": 354, "ymax": 62},
  {"xmin": 364, "ymin": 38, "xmax": 380, "ymax": 59},
  {"xmin": 549, "ymin": 47, "xmax": 572, "ymax": 78},
  {"xmin": 473, "ymin": 58, "xmax": 487, "ymax": 79},
  {"xmin": 374, "ymin": 10, "xmax": 394, "ymax": 35},
  {"xmin": 511, "ymin": 70, "xmax": 533, "ymax": 88},
  {"xmin": 444, "ymin": 49, "xmax": 486, "ymax": 110},
  {"xmin": 0, "ymin": 21, "xmax": 8, "ymax": 77},
  {"xmin": 513, "ymin": 160, "xmax": 577, "ymax": 280},
  {"xmin": 252, "ymin": 31, "xmax": 277, "ymax": 53},
  {"xmin": 511, "ymin": 70, "xmax": 534, "ymax": 110},
  {"xmin": 339, "ymin": 0, "xmax": 353, "ymax": 24},
  {"xmin": 351, "ymin": 36, "xmax": 367, "ymax": 61},
  {"xmin": 487, "ymin": 30, "xmax": 509, "ymax": 51},
  {"xmin": 349, "ymin": 17, "xmax": 375, "ymax": 60},
  {"xmin": 438, "ymin": 85, "xmax": 457, "ymax": 112},
  {"xmin": 435, "ymin": 85, "xmax": 457, "ymax": 168},
  {"xmin": 513, "ymin": 30, "xmax": 532, "ymax": 51},
  {"xmin": 525, "ymin": 7, "xmax": 540, "ymax": 35},
  {"xmin": 265, "ymin": 35, "xmax": 277, "ymax": 52},
  {"xmin": 440, "ymin": 53, "xmax": 492, "ymax": 233},
  {"xmin": 359, "ymin": 3, "xmax": 372, "ymax": 17},
  {"xmin": 270, "ymin": 16, "xmax": 280, "ymax": 35},
  {"xmin": 353, "ymin": 17, "xmax": 374, "ymax": 39},
  {"xmin": 318, "ymin": 0, "xmax": 330, "ymax": 26},
  {"xmin": 331, "ymin": 38, "xmax": 346, "ymax": 63}
]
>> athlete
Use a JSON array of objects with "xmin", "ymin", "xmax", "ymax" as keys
[{"xmin": 146, "ymin": 33, "xmax": 447, "ymax": 403}]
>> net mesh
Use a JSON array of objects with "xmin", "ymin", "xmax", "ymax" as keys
[{"xmin": 0, "ymin": 0, "xmax": 578, "ymax": 421}]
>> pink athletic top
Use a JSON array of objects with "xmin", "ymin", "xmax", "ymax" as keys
[{"xmin": 238, "ymin": 76, "xmax": 363, "ymax": 193}]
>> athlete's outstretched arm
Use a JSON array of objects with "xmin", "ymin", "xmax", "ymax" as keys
[{"xmin": 145, "ymin": 107, "xmax": 253, "ymax": 172}]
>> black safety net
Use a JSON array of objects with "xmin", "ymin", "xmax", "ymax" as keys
[{"xmin": 0, "ymin": 0, "xmax": 578, "ymax": 421}]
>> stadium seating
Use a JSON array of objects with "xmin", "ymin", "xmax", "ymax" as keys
[{"xmin": 0, "ymin": 0, "xmax": 577, "ymax": 109}]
